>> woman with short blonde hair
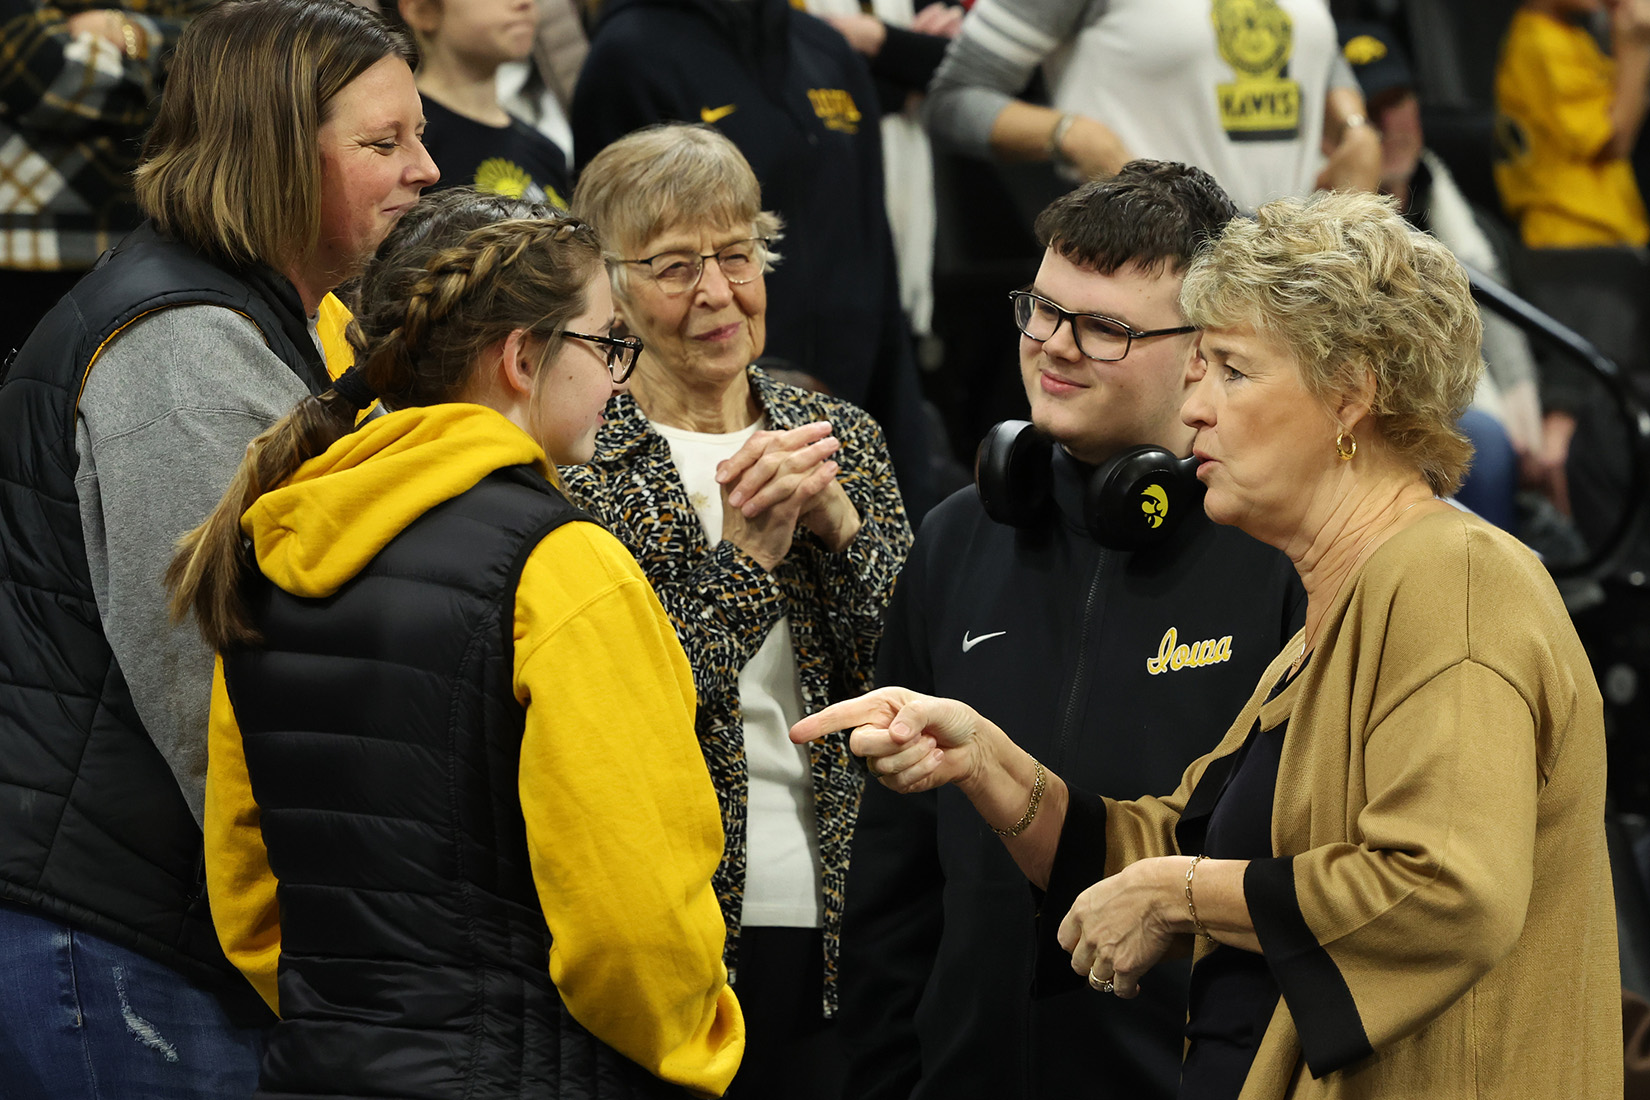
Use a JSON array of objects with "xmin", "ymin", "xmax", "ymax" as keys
[
  {"xmin": 572, "ymin": 124, "xmax": 782, "ymax": 290},
  {"xmin": 799, "ymin": 189, "xmax": 1619, "ymax": 1100},
  {"xmin": 1179, "ymin": 193, "xmax": 1482, "ymax": 496}
]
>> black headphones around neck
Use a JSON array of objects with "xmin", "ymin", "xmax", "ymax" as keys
[{"xmin": 974, "ymin": 420, "xmax": 1204, "ymax": 551}]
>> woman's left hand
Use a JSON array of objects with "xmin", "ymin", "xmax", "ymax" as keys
[
  {"xmin": 1057, "ymin": 856, "xmax": 1186, "ymax": 998},
  {"xmin": 798, "ymin": 480, "xmax": 862, "ymax": 551}
]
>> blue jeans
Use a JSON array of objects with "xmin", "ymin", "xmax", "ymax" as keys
[
  {"xmin": 1456, "ymin": 407, "xmax": 1519, "ymax": 532},
  {"xmin": 0, "ymin": 900, "xmax": 265, "ymax": 1100}
]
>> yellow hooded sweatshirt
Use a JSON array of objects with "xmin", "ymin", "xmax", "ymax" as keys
[{"xmin": 204, "ymin": 402, "xmax": 744, "ymax": 1096}]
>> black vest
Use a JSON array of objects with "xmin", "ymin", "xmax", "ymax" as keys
[
  {"xmin": 225, "ymin": 469, "xmax": 686, "ymax": 1100},
  {"xmin": 0, "ymin": 224, "xmax": 328, "ymax": 991}
]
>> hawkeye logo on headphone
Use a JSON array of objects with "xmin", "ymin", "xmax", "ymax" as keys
[
  {"xmin": 1146, "ymin": 627, "xmax": 1234, "ymax": 675},
  {"xmin": 1141, "ymin": 484, "xmax": 1168, "ymax": 528}
]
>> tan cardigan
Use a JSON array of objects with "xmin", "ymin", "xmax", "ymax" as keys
[{"xmin": 1045, "ymin": 510, "xmax": 1620, "ymax": 1098}]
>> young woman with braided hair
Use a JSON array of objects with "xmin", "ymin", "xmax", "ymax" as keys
[{"xmin": 166, "ymin": 197, "xmax": 744, "ymax": 1098}]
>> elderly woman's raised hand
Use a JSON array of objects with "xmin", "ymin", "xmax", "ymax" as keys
[
  {"xmin": 789, "ymin": 686, "xmax": 987, "ymax": 793},
  {"xmin": 716, "ymin": 420, "xmax": 863, "ymax": 570}
]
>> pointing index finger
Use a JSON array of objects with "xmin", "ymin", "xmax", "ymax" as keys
[{"xmin": 788, "ymin": 685, "xmax": 912, "ymax": 744}]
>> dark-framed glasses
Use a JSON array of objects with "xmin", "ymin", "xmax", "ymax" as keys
[
  {"xmin": 1009, "ymin": 290, "xmax": 1197, "ymax": 362},
  {"xmin": 559, "ymin": 330, "xmax": 644, "ymax": 383},
  {"xmin": 623, "ymin": 238, "xmax": 769, "ymax": 296}
]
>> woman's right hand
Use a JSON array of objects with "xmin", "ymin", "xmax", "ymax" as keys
[
  {"xmin": 797, "ymin": 690, "xmax": 1068, "ymax": 886},
  {"xmin": 789, "ymin": 686, "xmax": 987, "ymax": 794}
]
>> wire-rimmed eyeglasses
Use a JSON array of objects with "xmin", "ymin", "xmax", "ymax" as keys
[
  {"xmin": 558, "ymin": 330, "xmax": 645, "ymax": 383},
  {"xmin": 1009, "ymin": 290, "xmax": 1197, "ymax": 362},
  {"xmin": 622, "ymin": 238, "xmax": 769, "ymax": 296}
]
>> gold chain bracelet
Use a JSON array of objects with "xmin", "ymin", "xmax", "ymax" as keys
[
  {"xmin": 992, "ymin": 757, "xmax": 1046, "ymax": 838},
  {"xmin": 1185, "ymin": 854, "xmax": 1214, "ymax": 941}
]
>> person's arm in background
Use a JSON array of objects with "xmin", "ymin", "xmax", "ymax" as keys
[
  {"xmin": 922, "ymin": 0, "xmax": 1132, "ymax": 178},
  {"xmin": 837, "ymin": 544, "xmax": 943, "ymax": 1100},
  {"xmin": 0, "ymin": 0, "xmax": 201, "ymax": 137},
  {"xmin": 1607, "ymin": 0, "xmax": 1650, "ymax": 160},
  {"xmin": 1317, "ymin": 72, "xmax": 1383, "ymax": 193},
  {"xmin": 75, "ymin": 307, "xmax": 313, "ymax": 823},
  {"xmin": 824, "ymin": 3, "xmax": 962, "ymax": 97},
  {"xmin": 515, "ymin": 521, "xmax": 743, "ymax": 1096}
]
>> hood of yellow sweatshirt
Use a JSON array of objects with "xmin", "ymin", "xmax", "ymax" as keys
[{"xmin": 242, "ymin": 403, "xmax": 554, "ymax": 599}]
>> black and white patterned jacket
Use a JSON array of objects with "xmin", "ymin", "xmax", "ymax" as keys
[{"xmin": 561, "ymin": 366, "xmax": 912, "ymax": 1015}]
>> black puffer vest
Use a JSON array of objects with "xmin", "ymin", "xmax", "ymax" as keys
[
  {"xmin": 224, "ymin": 468, "xmax": 687, "ymax": 1100},
  {"xmin": 0, "ymin": 224, "xmax": 328, "ymax": 991}
]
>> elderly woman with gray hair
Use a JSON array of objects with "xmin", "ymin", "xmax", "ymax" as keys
[
  {"xmin": 564, "ymin": 122, "xmax": 912, "ymax": 1099},
  {"xmin": 795, "ymin": 190, "xmax": 1619, "ymax": 1099}
]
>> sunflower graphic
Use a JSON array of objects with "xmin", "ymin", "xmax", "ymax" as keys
[{"xmin": 474, "ymin": 157, "xmax": 535, "ymax": 199}]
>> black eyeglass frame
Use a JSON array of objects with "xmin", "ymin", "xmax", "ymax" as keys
[
  {"xmin": 1009, "ymin": 290, "xmax": 1198, "ymax": 362},
  {"xmin": 558, "ymin": 330, "xmax": 645, "ymax": 383},
  {"xmin": 620, "ymin": 237, "xmax": 771, "ymax": 295}
]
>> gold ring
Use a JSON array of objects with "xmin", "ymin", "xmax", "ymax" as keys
[{"xmin": 1087, "ymin": 968, "xmax": 1115, "ymax": 995}]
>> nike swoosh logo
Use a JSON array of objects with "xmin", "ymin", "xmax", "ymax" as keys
[
  {"xmin": 700, "ymin": 104, "xmax": 737, "ymax": 124},
  {"xmin": 962, "ymin": 630, "xmax": 1007, "ymax": 653}
]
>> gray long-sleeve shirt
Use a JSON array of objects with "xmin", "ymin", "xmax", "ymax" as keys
[
  {"xmin": 924, "ymin": 0, "xmax": 1357, "ymax": 211},
  {"xmin": 74, "ymin": 305, "xmax": 313, "ymax": 823}
]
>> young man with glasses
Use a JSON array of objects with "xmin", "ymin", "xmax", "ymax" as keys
[{"xmin": 838, "ymin": 160, "xmax": 1306, "ymax": 1100}]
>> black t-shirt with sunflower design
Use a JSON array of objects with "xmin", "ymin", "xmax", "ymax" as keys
[{"xmin": 421, "ymin": 97, "xmax": 570, "ymax": 209}]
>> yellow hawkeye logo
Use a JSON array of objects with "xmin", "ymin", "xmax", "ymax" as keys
[
  {"xmin": 1146, "ymin": 627, "xmax": 1234, "ymax": 675},
  {"xmin": 700, "ymin": 104, "xmax": 738, "ymax": 124},
  {"xmin": 1141, "ymin": 483, "xmax": 1168, "ymax": 529},
  {"xmin": 1211, "ymin": 0, "xmax": 1301, "ymax": 140},
  {"xmin": 807, "ymin": 88, "xmax": 862, "ymax": 134},
  {"xmin": 1342, "ymin": 34, "xmax": 1387, "ymax": 66}
]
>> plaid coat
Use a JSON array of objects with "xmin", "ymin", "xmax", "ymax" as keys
[
  {"xmin": 562, "ymin": 366, "xmax": 912, "ymax": 1015},
  {"xmin": 0, "ymin": 0, "xmax": 206, "ymax": 270}
]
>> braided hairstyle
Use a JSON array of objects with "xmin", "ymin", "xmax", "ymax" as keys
[
  {"xmin": 167, "ymin": 189, "xmax": 604, "ymax": 649},
  {"xmin": 349, "ymin": 214, "xmax": 600, "ymax": 410}
]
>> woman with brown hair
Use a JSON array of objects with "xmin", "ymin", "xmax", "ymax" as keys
[
  {"xmin": 0, "ymin": 0, "xmax": 435, "ymax": 1091},
  {"xmin": 168, "ymin": 196, "xmax": 743, "ymax": 1098}
]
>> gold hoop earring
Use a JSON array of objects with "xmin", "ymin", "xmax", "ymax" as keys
[{"xmin": 1335, "ymin": 429, "xmax": 1356, "ymax": 461}]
